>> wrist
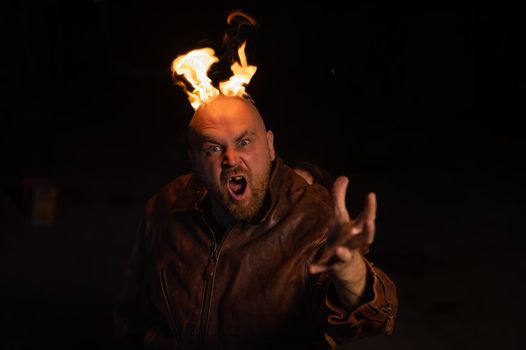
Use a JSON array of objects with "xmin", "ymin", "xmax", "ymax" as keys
[
  {"xmin": 335, "ymin": 275, "xmax": 366, "ymax": 309},
  {"xmin": 333, "ymin": 262, "xmax": 367, "ymax": 309}
]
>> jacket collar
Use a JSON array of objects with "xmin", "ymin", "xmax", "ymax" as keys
[{"xmin": 170, "ymin": 174, "xmax": 208, "ymax": 213}]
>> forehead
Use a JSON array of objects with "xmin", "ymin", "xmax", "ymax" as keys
[{"xmin": 191, "ymin": 96, "xmax": 264, "ymax": 139}]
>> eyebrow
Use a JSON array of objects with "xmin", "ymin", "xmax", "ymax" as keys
[
  {"xmin": 198, "ymin": 130, "xmax": 257, "ymax": 145},
  {"xmin": 234, "ymin": 131, "xmax": 256, "ymax": 142}
]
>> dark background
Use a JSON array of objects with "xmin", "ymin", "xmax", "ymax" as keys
[{"xmin": 1, "ymin": 1, "xmax": 524, "ymax": 349}]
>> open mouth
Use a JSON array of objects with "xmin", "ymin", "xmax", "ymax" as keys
[{"xmin": 227, "ymin": 175, "xmax": 247, "ymax": 200}]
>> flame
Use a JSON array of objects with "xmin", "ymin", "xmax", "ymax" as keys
[
  {"xmin": 171, "ymin": 48, "xmax": 220, "ymax": 110},
  {"xmin": 219, "ymin": 42, "xmax": 257, "ymax": 97},
  {"xmin": 172, "ymin": 42, "xmax": 256, "ymax": 110}
]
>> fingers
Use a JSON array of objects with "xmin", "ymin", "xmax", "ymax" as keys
[
  {"xmin": 364, "ymin": 192, "xmax": 377, "ymax": 244},
  {"xmin": 312, "ymin": 229, "xmax": 366, "ymax": 267},
  {"xmin": 336, "ymin": 192, "xmax": 377, "ymax": 247},
  {"xmin": 334, "ymin": 246, "xmax": 353, "ymax": 261},
  {"xmin": 309, "ymin": 247, "xmax": 354, "ymax": 275},
  {"xmin": 350, "ymin": 192, "xmax": 377, "ymax": 240},
  {"xmin": 315, "ymin": 185, "xmax": 377, "ymax": 272},
  {"xmin": 364, "ymin": 192, "xmax": 377, "ymax": 222},
  {"xmin": 365, "ymin": 218, "xmax": 375, "ymax": 245},
  {"xmin": 346, "ymin": 232, "xmax": 369, "ymax": 250},
  {"xmin": 308, "ymin": 263, "xmax": 329, "ymax": 274},
  {"xmin": 331, "ymin": 178, "xmax": 377, "ymax": 227},
  {"xmin": 331, "ymin": 176, "xmax": 350, "ymax": 223}
]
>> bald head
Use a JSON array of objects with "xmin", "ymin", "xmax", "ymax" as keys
[
  {"xmin": 186, "ymin": 94, "xmax": 275, "ymax": 222},
  {"xmin": 189, "ymin": 95, "xmax": 266, "ymax": 146}
]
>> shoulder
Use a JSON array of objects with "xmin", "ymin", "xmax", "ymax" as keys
[
  {"xmin": 270, "ymin": 165, "xmax": 335, "ymax": 249},
  {"xmin": 286, "ymin": 165, "xmax": 332, "ymax": 205},
  {"xmin": 280, "ymin": 165, "xmax": 334, "ymax": 219},
  {"xmin": 145, "ymin": 174, "xmax": 194, "ymax": 218}
]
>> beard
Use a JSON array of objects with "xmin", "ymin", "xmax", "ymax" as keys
[{"xmin": 197, "ymin": 160, "xmax": 272, "ymax": 222}]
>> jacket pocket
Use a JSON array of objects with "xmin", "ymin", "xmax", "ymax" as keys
[{"xmin": 160, "ymin": 268, "xmax": 181, "ymax": 339}]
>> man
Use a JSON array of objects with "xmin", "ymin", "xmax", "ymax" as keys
[{"xmin": 114, "ymin": 95, "xmax": 397, "ymax": 350}]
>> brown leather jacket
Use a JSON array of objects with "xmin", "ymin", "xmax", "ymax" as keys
[{"xmin": 114, "ymin": 158, "xmax": 397, "ymax": 350}]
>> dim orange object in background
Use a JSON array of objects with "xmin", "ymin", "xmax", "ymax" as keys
[{"xmin": 20, "ymin": 177, "xmax": 58, "ymax": 226}]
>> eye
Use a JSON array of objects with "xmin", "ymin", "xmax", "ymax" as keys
[
  {"xmin": 205, "ymin": 144, "xmax": 222, "ymax": 154},
  {"xmin": 239, "ymin": 139, "xmax": 251, "ymax": 147}
]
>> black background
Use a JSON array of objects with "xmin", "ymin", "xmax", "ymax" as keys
[{"xmin": 1, "ymin": 1, "xmax": 524, "ymax": 349}]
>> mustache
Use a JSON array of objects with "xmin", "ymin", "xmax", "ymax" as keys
[{"xmin": 221, "ymin": 167, "xmax": 249, "ymax": 181}]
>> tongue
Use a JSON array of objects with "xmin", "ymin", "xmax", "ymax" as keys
[{"xmin": 228, "ymin": 179, "xmax": 245, "ymax": 195}]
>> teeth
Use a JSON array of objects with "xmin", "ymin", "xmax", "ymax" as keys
[{"xmin": 232, "ymin": 176, "xmax": 244, "ymax": 181}]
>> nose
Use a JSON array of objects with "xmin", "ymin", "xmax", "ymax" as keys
[{"xmin": 222, "ymin": 147, "xmax": 240, "ymax": 167}]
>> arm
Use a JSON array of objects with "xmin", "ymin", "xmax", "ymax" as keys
[
  {"xmin": 321, "ymin": 259, "xmax": 397, "ymax": 344},
  {"xmin": 309, "ymin": 176, "xmax": 398, "ymax": 344}
]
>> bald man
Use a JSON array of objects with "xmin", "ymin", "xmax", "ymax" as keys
[{"xmin": 114, "ymin": 95, "xmax": 397, "ymax": 350}]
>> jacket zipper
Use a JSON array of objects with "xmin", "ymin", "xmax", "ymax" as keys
[
  {"xmin": 198, "ymin": 214, "xmax": 234, "ymax": 350},
  {"xmin": 199, "ymin": 242, "xmax": 218, "ymax": 350},
  {"xmin": 160, "ymin": 269, "xmax": 180, "ymax": 339}
]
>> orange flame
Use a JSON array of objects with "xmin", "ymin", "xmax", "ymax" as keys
[
  {"xmin": 171, "ymin": 48, "xmax": 220, "ymax": 110},
  {"xmin": 171, "ymin": 41, "xmax": 256, "ymax": 110},
  {"xmin": 219, "ymin": 41, "xmax": 257, "ymax": 97}
]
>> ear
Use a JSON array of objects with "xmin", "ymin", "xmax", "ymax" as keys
[{"xmin": 266, "ymin": 130, "xmax": 275, "ymax": 161}]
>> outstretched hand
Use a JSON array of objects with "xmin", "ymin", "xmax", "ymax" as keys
[{"xmin": 308, "ymin": 176, "xmax": 377, "ymax": 308}]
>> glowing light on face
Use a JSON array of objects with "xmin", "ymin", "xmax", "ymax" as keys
[{"xmin": 171, "ymin": 41, "xmax": 257, "ymax": 110}]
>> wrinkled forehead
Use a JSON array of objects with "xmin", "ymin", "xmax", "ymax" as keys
[{"xmin": 190, "ymin": 95, "xmax": 266, "ymax": 133}]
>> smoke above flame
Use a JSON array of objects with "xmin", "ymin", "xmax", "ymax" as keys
[{"xmin": 171, "ymin": 11, "xmax": 257, "ymax": 110}]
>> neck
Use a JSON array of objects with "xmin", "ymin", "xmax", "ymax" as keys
[{"xmin": 208, "ymin": 195, "xmax": 235, "ymax": 231}]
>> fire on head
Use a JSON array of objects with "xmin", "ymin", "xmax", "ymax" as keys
[{"xmin": 172, "ymin": 11, "xmax": 272, "ymax": 221}]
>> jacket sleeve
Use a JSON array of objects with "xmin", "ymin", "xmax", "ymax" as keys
[
  {"xmin": 112, "ymin": 216, "xmax": 176, "ymax": 350},
  {"xmin": 318, "ymin": 258, "xmax": 398, "ymax": 346}
]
